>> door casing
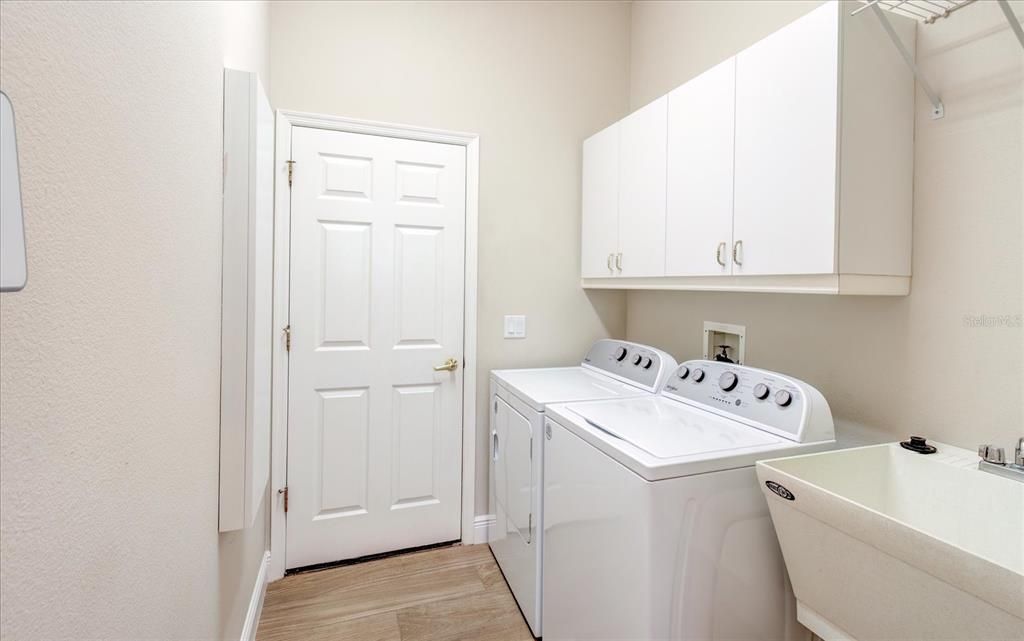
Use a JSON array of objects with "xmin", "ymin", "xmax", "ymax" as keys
[{"xmin": 268, "ymin": 110, "xmax": 480, "ymax": 581}]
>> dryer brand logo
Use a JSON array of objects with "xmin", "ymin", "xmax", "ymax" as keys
[{"xmin": 765, "ymin": 480, "xmax": 795, "ymax": 501}]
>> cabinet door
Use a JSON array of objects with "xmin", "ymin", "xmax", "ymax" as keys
[
  {"xmin": 618, "ymin": 96, "xmax": 667, "ymax": 278},
  {"xmin": 733, "ymin": 1, "xmax": 839, "ymax": 275},
  {"xmin": 581, "ymin": 124, "xmax": 620, "ymax": 278},
  {"xmin": 666, "ymin": 58, "xmax": 736, "ymax": 277}
]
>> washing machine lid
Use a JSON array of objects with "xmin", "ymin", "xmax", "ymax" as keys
[
  {"xmin": 570, "ymin": 396, "xmax": 781, "ymax": 459},
  {"xmin": 491, "ymin": 367, "xmax": 648, "ymax": 411}
]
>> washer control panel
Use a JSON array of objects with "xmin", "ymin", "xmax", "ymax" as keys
[
  {"xmin": 661, "ymin": 360, "xmax": 824, "ymax": 442},
  {"xmin": 582, "ymin": 339, "xmax": 677, "ymax": 393}
]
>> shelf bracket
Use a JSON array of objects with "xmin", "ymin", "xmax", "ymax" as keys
[
  {"xmin": 996, "ymin": 0, "xmax": 1024, "ymax": 51},
  {"xmin": 868, "ymin": 2, "xmax": 945, "ymax": 119}
]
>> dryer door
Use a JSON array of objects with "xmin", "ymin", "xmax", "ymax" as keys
[{"xmin": 494, "ymin": 396, "xmax": 534, "ymax": 543}]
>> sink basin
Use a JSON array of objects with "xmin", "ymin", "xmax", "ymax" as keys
[{"xmin": 756, "ymin": 441, "xmax": 1024, "ymax": 641}]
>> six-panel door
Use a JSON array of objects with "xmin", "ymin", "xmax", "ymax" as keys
[
  {"xmin": 665, "ymin": 58, "xmax": 736, "ymax": 277},
  {"xmin": 286, "ymin": 126, "xmax": 466, "ymax": 569},
  {"xmin": 733, "ymin": 1, "xmax": 839, "ymax": 276}
]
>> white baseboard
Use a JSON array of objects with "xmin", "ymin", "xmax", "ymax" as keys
[
  {"xmin": 473, "ymin": 514, "xmax": 495, "ymax": 544},
  {"xmin": 240, "ymin": 551, "xmax": 271, "ymax": 641}
]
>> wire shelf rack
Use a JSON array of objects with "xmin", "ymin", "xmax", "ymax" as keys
[
  {"xmin": 853, "ymin": 0, "xmax": 979, "ymax": 24},
  {"xmin": 851, "ymin": 0, "xmax": 1024, "ymax": 119}
]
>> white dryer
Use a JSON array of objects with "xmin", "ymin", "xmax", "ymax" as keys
[
  {"xmin": 542, "ymin": 359, "xmax": 836, "ymax": 641},
  {"xmin": 489, "ymin": 339, "xmax": 677, "ymax": 638}
]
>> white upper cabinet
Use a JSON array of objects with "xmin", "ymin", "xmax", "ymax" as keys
[
  {"xmin": 665, "ymin": 58, "xmax": 736, "ymax": 277},
  {"xmin": 733, "ymin": 1, "xmax": 839, "ymax": 276},
  {"xmin": 617, "ymin": 96, "xmax": 667, "ymax": 278},
  {"xmin": 581, "ymin": 123, "xmax": 620, "ymax": 278},
  {"xmin": 580, "ymin": 0, "xmax": 915, "ymax": 295}
]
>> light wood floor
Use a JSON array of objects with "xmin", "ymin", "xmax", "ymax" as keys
[{"xmin": 256, "ymin": 544, "xmax": 534, "ymax": 641}]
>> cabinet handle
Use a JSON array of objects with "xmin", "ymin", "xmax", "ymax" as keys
[
  {"xmin": 615, "ymin": 253, "xmax": 622, "ymax": 272},
  {"xmin": 733, "ymin": 240, "xmax": 743, "ymax": 266},
  {"xmin": 492, "ymin": 431, "xmax": 499, "ymax": 462},
  {"xmin": 607, "ymin": 253, "xmax": 614, "ymax": 273},
  {"xmin": 716, "ymin": 242, "xmax": 727, "ymax": 267}
]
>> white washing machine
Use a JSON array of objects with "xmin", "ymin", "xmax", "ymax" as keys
[
  {"xmin": 542, "ymin": 359, "xmax": 836, "ymax": 641},
  {"xmin": 489, "ymin": 339, "xmax": 678, "ymax": 638}
]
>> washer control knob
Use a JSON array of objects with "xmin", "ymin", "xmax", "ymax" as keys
[
  {"xmin": 718, "ymin": 372, "xmax": 738, "ymax": 392},
  {"xmin": 678, "ymin": 366, "xmax": 690, "ymax": 380},
  {"xmin": 753, "ymin": 383, "xmax": 770, "ymax": 400},
  {"xmin": 643, "ymin": 357, "xmax": 653, "ymax": 370},
  {"xmin": 775, "ymin": 390, "xmax": 793, "ymax": 407},
  {"xmin": 614, "ymin": 347, "xmax": 628, "ymax": 361},
  {"xmin": 632, "ymin": 354, "xmax": 643, "ymax": 366},
  {"xmin": 692, "ymin": 368, "xmax": 705, "ymax": 383}
]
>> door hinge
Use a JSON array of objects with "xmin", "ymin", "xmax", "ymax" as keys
[
  {"xmin": 286, "ymin": 160, "xmax": 295, "ymax": 188},
  {"xmin": 284, "ymin": 325, "xmax": 291, "ymax": 352},
  {"xmin": 278, "ymin": 486, "xmax": 289, "ymax": 513}
]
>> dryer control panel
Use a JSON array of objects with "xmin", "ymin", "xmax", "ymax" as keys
[
  {"xmin": 661, "ymin": 360, "xmax": 834, "ymax": 443},
  {"xmin": 581, "ymin": 340, "xmax": 677, "ymax": 393}
]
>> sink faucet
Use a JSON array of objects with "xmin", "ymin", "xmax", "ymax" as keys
[{"xmin": 978, "ymin": 437, "xmax": 1024, "ymax": 482}]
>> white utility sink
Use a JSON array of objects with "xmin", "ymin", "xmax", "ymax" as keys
[{"xmin": 756, "ymin": 441, "xmax": 1024, "ymax": 641}]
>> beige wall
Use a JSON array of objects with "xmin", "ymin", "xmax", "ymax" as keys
[
  {"xmin": 268, "ymin": 0, "xmax": 631, "ymax": 515},
  {"xmin": 626, "ymin": 1, "xmax": 1023, "ymax": 450},
  {"xmin": 630, "ymin": 0, "xmax": 823, "ymax": 110},
  {"xmin": 224, "ymin": 1, "xmax": 272, "ymax": 91},
  {"xmin": 0, "ymin": 2, "xmax": 270, "ymax": 640}
]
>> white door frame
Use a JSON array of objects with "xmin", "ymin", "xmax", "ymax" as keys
[{"xmin": 268, "ymin": 110, "xmax": 479, "ymax": 581}]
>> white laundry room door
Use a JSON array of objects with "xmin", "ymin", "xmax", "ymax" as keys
[{"xmin": 286, "ymin": 126, "xmax": 467, "ymax": 569}]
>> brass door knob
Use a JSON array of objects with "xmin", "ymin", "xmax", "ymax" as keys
[{"xmin": 433, "ymin": 358, "xmax": 459, "ymax": 372}]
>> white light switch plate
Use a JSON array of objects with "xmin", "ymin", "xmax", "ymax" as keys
[{"xmin": 504, "ymin": 315, "xmax": 526, "ymax": 339}]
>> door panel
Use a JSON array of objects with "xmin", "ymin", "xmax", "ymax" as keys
[
  {"xmin": 581, "ymin": 124, "xmax": 620, "ymax": 278},
  {"xmin": 391, "ymin": 384, "xmax": 442, "ymax": 508},
  {"xmin": 666, "ymin": 58, "xmax": 736, "ymax": 277},
  {"xmin": 618, "ymin": 96, "xmax": 667, "ymax": 278},
  {"xmin": 394, "ymin": 226, "xmax": 444, "ymax": 346},
  {"xmin": 320, "ymin": 222, "xmax": 371, "ymax": 347},
  {"xmin": 733, "ymin": 1, "xmax": 838, "ymax": 276},
  {"xmin": 317, "ymin": 388, "xmax": 369, "ymax": 517},
  {"xmin": 287, "ymin": 127, "xmax": 466, "ymax": 569}
]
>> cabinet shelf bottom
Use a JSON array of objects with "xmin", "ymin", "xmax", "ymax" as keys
[{"xmin": 580, "ymin": 273, "xmax": 910, "ymax": 296}]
